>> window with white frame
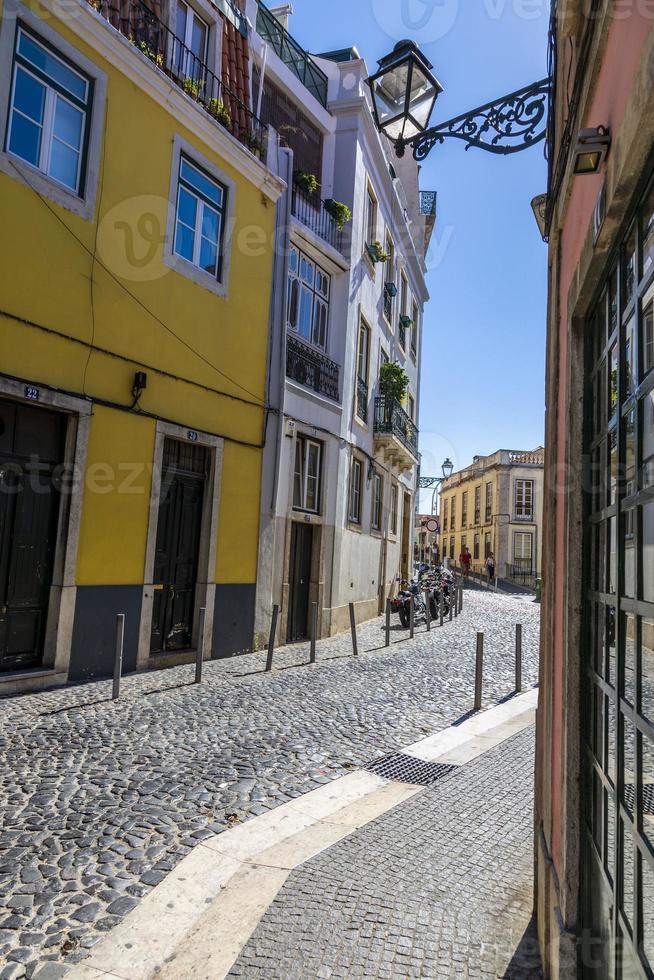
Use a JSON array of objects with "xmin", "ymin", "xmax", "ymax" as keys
[
  {"xmin": 371, "ymin": 471, "xmax": 383, "ymax": 531},
  {"xmin": 410, "ymin": 300, "xmax": 418, "ymax": 359},
  {"xmin": 174, "ymin": 155, "xmax": 227, "ymax": 279},
  {"xmin": 287, "ymin": 245, "xmax": 330, "ymax": 350},
  {"xmin": 173, "ymin": 0, "xmax": 209, "ymax": 81},
  {"xmin": 7, "ymin": 26, "xmax": 92, "ymax": 195},
  {"xmin": 383, "ymin": 233, "xmax": 395, "ymax": 322},
  {"xmin": 450, "ymin": 496, "xmax": 456, "ymax": 531},
  {"xmin": 485, "ymin": 481, "xmax": 493, "ymax": 523},
  {"xmin": 514, "ymin": 479, "xmax": 534, "ymax": 520},
  {"xmin": 293, "ymin": 436, "xmax": 321, "ymax": 513},
  {"xmin": 461, "ymin": 491, "xmax": 468, "ymax": 527},
  {"xmin": 365, "ymin": 183, "xmax": 377, "ymax": 247},
  {"xmin": 348, "ymin": 457, "xmax": 362, "ymax": 524},
  {"xmin": 514, "ymin": 531, "xmax": 533, "ymax": 565},
  {"xmin": 407, "ymin": 393, "xmax": 415, "ymax": 420},
  {"xmin": 390, "ymin": 483, "xmax": 398, "ymax": 535},
  {"xmin": 474, "ymin": 485, "xmax": 481, "ymax": 525}
]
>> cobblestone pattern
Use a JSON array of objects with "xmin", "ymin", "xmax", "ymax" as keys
[
  {"xmin": 0, "ymin": 592, "xmax": 539, "ymax": 977},
  {"xmin": 229, "ymin": 727, "xmax": 541, "ymax": 980}
]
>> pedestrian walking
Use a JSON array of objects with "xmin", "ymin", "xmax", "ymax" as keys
[
  {"xmin": 485, "ymin": 551, "xmax": 496, "ymax": 583},
  {"xmin": 459, "ymin": 546, "xmax": 472, "ymax": 581}
]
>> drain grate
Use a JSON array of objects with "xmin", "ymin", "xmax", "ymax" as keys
[{"xmin": 364, "ymin": 753, "xmax": 458, "ymax": 787}]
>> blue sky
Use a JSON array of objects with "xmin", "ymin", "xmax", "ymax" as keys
[{"xmin": 285, "ymin": 0, "xmax": 549, "ymax": 510}]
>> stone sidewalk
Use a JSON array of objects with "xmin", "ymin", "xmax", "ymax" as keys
[
  {"xmin": 228, "ymin": 727, "xmax": 541, "ymax": 980},
  {"xmin": 0, "ymin": 591, "xmax": 539, "ymax": 978}
]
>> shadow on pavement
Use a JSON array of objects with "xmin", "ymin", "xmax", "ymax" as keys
[{"xmin": 502, "ymin": 917, "xmax": 543, "ymax": 979}]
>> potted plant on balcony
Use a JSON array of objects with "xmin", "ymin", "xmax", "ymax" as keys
[
  {"xmin": 293, "ymin": 170, "xmax": 319, "ymax": 196},
  {"xmin": 366, "ymin": 240, "xmax": 389, "ymax": 264},
  {"xmin": 206, "ymin": 99, "xmax": 231, "ymax": 128},
  {"xmin": 183, "ymin": 76, "xmax": 204, "ymax": 100},
  {"xmin": 135, "ymin": 38, "xmax": 164, "ymax": 68},
  {"xmin": 384, "ymin": 281, "xmax": 398, "ymax": 298},
  {"xmin": 323, "ymin": 199, "xmax": 352, "ymax": 230}
]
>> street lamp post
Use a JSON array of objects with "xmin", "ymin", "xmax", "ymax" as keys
[
  {"xmin": 418, "ymin": 458, "xmax": 454, "ymax": 563},
  {"xmin": 367, "ymin": 39, "xmax": 550, "ymax": 161}
]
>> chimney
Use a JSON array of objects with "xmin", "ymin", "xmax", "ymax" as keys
[{"xmin": 269, "ymin": 3, "xmax": 293, "ymax": 28}]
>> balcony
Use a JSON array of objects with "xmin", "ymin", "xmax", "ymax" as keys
[
  {"xmin": 373, "ymin": 396, "xmax": 419, "ymax": 473},
  {"xmin": 256, "ymin": 1, "xmax": 328, "ymax": 107},
  {"xmin": 89, "ymin": 0, "xmax": 265, "ymax": 155},
  {"xmin": 286, "ymin": 334, "xmax": 339, "ymax": 402},
  {"xmin": 291, "ymin": 187, "xmax": 343, "ymax": 252}
]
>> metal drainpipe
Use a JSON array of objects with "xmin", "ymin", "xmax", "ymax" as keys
[{"xmin": 268, "ymin": 143, "xmax": 294, "ymax": 515}]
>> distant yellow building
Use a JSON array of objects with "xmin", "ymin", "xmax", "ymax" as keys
[
  {"xmin": 0, "ymin": 0, "xmax": 283, "ymax": 692},
  {"xmin": 439, "ymin": 449, "xmax": 544, "ymax": 583}
]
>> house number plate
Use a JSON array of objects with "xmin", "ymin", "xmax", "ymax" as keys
[
  {"xmin": 24, "ymin": 385, "xmax": 40, "ymax": 401},
  {"xmin": 187, "ymin": 430, "xmax": 198, "ymax": 442}
]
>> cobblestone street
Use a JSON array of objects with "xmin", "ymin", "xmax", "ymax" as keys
[
  {"xmin": 229, "ymin": 728, "xmax": 540, "ymax": 980},
  {"xmin": 0, "ymin": 590, "xmax": 539, "ymax": 978}
]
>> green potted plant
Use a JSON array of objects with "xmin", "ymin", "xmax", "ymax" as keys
[
  {"xmin": 183, "ymin": 76, "xmax": 204, "ymax": 99},
  {"xmin": 136, "ymin": 39, "xmax": 163, "ymax": 68},
  {"xmin": 367, "ymin": 240, "xmax": 388, "ymax": 264},
  {"xmin": 206, "ymin": 99, "xmax": 231, "ymax": 128},
  {"xmin": 399, "ymin": 314, "xmax": 413, "ymax": 329},
  {"xmin": 379, "ymin": 361, "xmax": 409, "ymax": 404},
  {"xmin": 293, "ymin": 170, "xmax": 319, "ymax": 195},
  {"xmin": 323, "ymin": 199, "xmax": 352, "ymax": 230},
  {"xmin": 385, "ymin": 281, "xmax": 398, "ymax": 298}
]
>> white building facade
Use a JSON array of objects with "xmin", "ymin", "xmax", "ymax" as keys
[{"xmin": 250, "ymin": 2, "xmax": 435, "ymax": 645}]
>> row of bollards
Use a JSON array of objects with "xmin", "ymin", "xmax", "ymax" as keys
[{"xmin": 472, "ymin": 622, "xmax": 524, "ymax": 712}]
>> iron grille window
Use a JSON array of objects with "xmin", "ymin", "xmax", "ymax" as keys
[
  {"xmin": 371, "ymin": 472, "xmax": 383, "ymax": 531},
  {"xmin": 474, "ymin": 486, "xmax": 481, "ymax": 525},
  {"xmin": 7, "ymin": 26, "xmax": 92, "ymax": 195},
  {"xmin": 356, "ymin": 319, "xmax": 370, "ymax": 423},
  {"xmin": 348, "ymin": 457, "xmax": 362, "ymax": 524},
  {"xmin": 581, "ymin": 166, "xmax": 654, "ymax": 976},
  {"xmin": 163, "ymin": 438, "xmax": 208, "ymax": 475},
  {"xmin": 461, "ymin": 492, "xmax": 468, "ymax": 528},
  {"xmin": 450, "ymin": 497, "xmax": 456, "ymax": 531},
  {"xmin": 485, "ymin": 482, "xmax": 493, "ymax": 523},
  {"xmin": 293, "ymin": 436, "xmax": 321, "ymax": 513},
  {"xmin": 514, "ymin": 479, "xmax": 534, "ymax": 520},
  {"xmin": 287, "ymin": 245, "xmax": 330, "ymax": 350}
]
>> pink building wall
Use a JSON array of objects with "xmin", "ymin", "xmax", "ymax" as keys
[{"xmin": 550, "ymin": 8, "xmax": 650, "ymax": 872}]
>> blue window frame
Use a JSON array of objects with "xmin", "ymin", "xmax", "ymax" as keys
[
  {"xmin": 6, "ymin": 25, "xmax": 92, "ymax": 194},
  {"xmin": 174, "ymin": 156, "xmax": 226, "ymax": 280}
]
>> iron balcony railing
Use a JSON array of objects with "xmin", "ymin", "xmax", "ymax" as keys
[
  {"xmin": 420, "ymin": 190, "xmax": 437, "ymax": 216},
  {"xmin": 88, "ymin": 0, "xmax": 265, "ymax": 155},
  {"xmin": 356, "ymin": 377, "xmax": 368, "ymax": 424},
  {"xmin": 506, "ymin": 560, "xmax": 536, "ymax": 587},
  {"xmin": 286, "ymin": 334, "xmax": 339, "ymax": 402},
  {"xmin": 373, "ymin": 396, "xmax": 419, "ymax": 459},
  {"xmin": 256, "ymin": 1, "xmax": 328, "ymax": 107},
  {"xmin": 291, "ymin": 187, "xmax": 343, "ymax": 252}
]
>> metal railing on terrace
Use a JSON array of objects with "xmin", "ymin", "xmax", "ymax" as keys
[
  {"xmin": 256, "ymin": 1, "xmax": 328, "ymax": 107},
  {"xmin": 291, "ymin": 187, "xmax": 343, "ymax": 252},
  {"xmin": 286, "ymin": 334, "xmax": 339, "ymax": 402},
  {"xmin": 88, "ymin": 0, "xmax": 265, "ymax": 155},
  {"xmin": 373, "ymin": 396, "xmax": 419, "ymax": 459}
]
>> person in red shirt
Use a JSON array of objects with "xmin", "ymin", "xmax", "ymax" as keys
[{"xmin": 459, "ymin": 546, "xmax": 472, "ymax": 580}]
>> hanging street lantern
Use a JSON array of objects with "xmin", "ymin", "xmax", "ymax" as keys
[
  {"xmin": 367, "ymin": 40, "xmax": 443, "ymax": 157},
  {"xmin": 368, "ymin": 39, "xmax": 550, "ymax": 161}
]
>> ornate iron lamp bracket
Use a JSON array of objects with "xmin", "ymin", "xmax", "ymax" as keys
[
  {"xmin": 407, "ymin": 77, "xmax": 550, "ymax": 161},
  {"xmin": 419, "ymin": 477, "xmax": 442, "ymax": 489}
]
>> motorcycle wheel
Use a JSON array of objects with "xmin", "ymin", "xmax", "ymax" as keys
[{"xmin": 398, "ymin": 605, "xmax": 410, "ymax": 629}]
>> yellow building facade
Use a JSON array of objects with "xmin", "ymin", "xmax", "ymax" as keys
[
  {"xmin": 439, "ymin": 448, "xmax": 544, "ymax": 582},
  {"xmin": 0, "ymin": 0, "xmax": 283, "ymax": 691}
]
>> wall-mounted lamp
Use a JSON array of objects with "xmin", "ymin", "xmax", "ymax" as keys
[
  {"xmin": 572, "ymin": 126, "xmax": 610, "ymax": 176},
  {"xmin": 131, "ymin": 371, "xmax": 147, "ymax": 408}
]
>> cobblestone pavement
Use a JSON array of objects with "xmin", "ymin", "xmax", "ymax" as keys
[
  {"xmin": 229, "ymin": 727, "xmax": 541, "ymax": 980},
  {"xmin": 0, "ymin": 591, "xmax": 539, "ymax": 978}
]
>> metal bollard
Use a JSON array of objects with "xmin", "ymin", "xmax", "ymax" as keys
[
  {"xmin": 515, "ymin": 623, "xmax": 523, "ymax": 693},
  {"xmin": 265, "ymin": 605, "xmax": 279, "ymax": 672},
  {"xmin": 474, "ymin": 632, "xmax": 484, "ymax": 712},
  {"xmin": 349, "ymin": 602, "xmax": 358, "ymax": 656},
  {"xmin": 195, "ymin": 607, "xmax": 206, "ymax": 684},
  {"xmin": 409, "ymin": 595, "xmax": 415, "ymax": 639},
  {"xmin": 458, "ymin": 580, "xmax": 463, "ymax": 614},
  {"xmin": 424, "ymin": 591, "xmax": 431, "ymax": 631},
  {"xmin": 310, "ymin": 602, "xmax": 318, "ymax": 664},
  {"xmin": 385, "ymin": 599, "xmax": 391, "ymax": 647},
  {"xmin": 449, "ymin": 593, "xmax": 453, "ymax": 621},
  {"xmin": 439, "ymin": 591, "xmax": 444, "ymax": 627},
  {"xmin": 112, "ymin": 613, "xmax": 124, "ymax": 701}
]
